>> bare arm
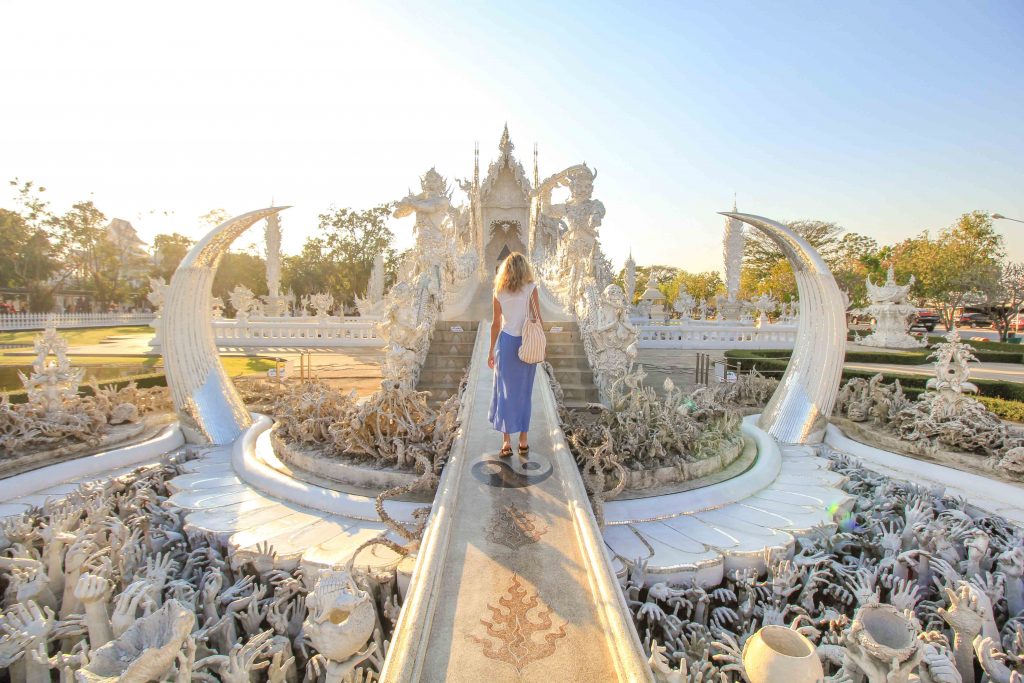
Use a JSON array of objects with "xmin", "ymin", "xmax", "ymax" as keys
[{"xmin": 489, "ymin": 296, "xmax": 501, "ymax": 369}]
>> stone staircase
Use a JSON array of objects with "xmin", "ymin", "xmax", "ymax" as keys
[
  {"xmin": 543, "ymin": 320, "xmax": 600, "ymax": 406},
  {"xmin": 418, "ymin": 320, "xmax": 478, "ymax": 405},
  {"xmin": 419, "ymin": 319, "xmax": 598, "ymax": 407}
]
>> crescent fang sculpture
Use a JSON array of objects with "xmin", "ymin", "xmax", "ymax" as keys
[
  {"xmin": 163, "ymin": 207, "xmax": 290, "ymax": 444},
  {"xmin": 719, "ymin": 212, "xmax": 847, "ymax": 444}
]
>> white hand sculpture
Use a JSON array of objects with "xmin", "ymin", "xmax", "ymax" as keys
[{"xmin": 74, "ymin": 573, "xmax": 114, "ymax": 647}]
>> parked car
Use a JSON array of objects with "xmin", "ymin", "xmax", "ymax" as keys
[
  {"xmin": 957, "ymin": 312, "xmax": 993, "ymax": 328},
  {"xmin": 910, "ymin": 309, "xmax": 939, "ymax": 332}
]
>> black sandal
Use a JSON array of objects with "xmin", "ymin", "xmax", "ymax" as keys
[
  {"xmin": 500, "ymin": 444, "xmax": 513, "ymax": 457},
  {"xmin": 518, "ymin": 444, "xmax": 529, "ymax": 456}
]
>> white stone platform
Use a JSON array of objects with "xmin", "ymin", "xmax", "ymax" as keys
[
  {"xmin": 164, "ymin": 431, "xmax": 410, "ymax": 580},
  {"xmin": 825, "ymin": 424, "xmax": 1024, "ymax": 527},
  {"xmin": 0, "ymin": 424, "xmax": 185, "ymax": 520},
  {"xmin": 602, "ymin": 415, "xmax": 854, "ymax": 587}
]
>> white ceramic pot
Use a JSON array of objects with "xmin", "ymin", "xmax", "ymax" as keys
[
  {"xmin": 849, "ymin": 603, "xmax": 918, "ymax": 664},
  {"xmin": 742, "ymin": 625, "xmax": 824, "ymax": 683}
]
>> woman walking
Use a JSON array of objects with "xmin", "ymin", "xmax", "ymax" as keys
[{"xmin": 488, "ymin": 252, "xmax": 542, "ymax": 457}]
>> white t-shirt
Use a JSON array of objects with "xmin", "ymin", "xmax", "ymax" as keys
[{"xmin": 496, "ymin": 283, "xmax": 537, "ymax": 337}]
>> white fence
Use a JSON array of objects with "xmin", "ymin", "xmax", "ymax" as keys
[
  {"xmin": 637, "ymin": 322, "xmax": 798, "ymax": 350},
  {"xmin": 209, "ymin": 317, "xmax": 382, "ymax": 348},
  {"xmin": 0, "ymin": 312, "xmax": 155, "ymax": 331}
]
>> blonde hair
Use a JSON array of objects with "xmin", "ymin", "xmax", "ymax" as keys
[{"xmin": 494, "ymin": 252, "xmax": 533, "ymax": 293}]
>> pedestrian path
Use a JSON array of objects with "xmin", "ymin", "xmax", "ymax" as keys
[{"xmin": 381, "ymin": 323, "xmax": 651, "ymax": 681}]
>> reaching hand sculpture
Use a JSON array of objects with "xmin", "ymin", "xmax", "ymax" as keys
[{"xmin": 78, "ymin": 600, "xmax": 194, "ymax": 683}]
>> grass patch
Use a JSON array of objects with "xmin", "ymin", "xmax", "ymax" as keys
[
  {"xmin": 0, "ymin": 354, "xmax": 279, "ymax": 392},
  {"xmin": 0, "ymin": 325, "xmax": 152, "ymax": 346},
  {"xmin": 0, "ymin": 354, "xmax": 161, "ymax": 367}
]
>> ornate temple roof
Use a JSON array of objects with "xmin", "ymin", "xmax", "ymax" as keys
[{"xmin": 479, "ymin": 124, "xmax": 532, "ymax": 200}]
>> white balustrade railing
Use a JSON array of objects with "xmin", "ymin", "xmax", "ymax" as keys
[
  {"xmin": 206, "ymin": 316, "xmax": 382, "ymax": 348},
  {"xmin": 637, "ymin": 321, "xmax": 798, "ymax": 349},
  {"xmin": 0, "ymin": 312, "xmax": 155, "ymax": 331}
]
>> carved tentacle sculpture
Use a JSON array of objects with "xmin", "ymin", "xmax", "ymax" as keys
[
  {"xmin": 719, "ymin": 212, "xmax": 847, "ymax": 444},
  {"xmin": 162, "ymin": 207, "xmax": 289, "ymax": 443}
]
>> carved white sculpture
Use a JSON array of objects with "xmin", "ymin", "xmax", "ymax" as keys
[
  {"xmin": 146, "ymin": 277, "xmax": 168, "ymax": 348},
  {"xmin": 162, "ymin": 207, "xmax": 288, "ymax": 443},
  {"xmin": 355, "ymin": 252, "xmax": 386, "ymax": 317},
  {"xmin": 262, "ymin": 210, "xmax": 289, "ymax": 317},
  {"xmin": 639, "ymin": 274, "xmax": 668, "ymax": 322},
  {"xmin": 928, "ymin": 327, "xmax": 978, "ymax": 398},
  {"xmin": 228, "ymin": 284, "xmax": 259, "ymax": 322},
  {"xmin": 856, "ymin": 265, "xmax": 925, "ymax": 349},
  {"xmin": 750, "ymin": 293, "xmax": 778, "ymax": 327},
  {"xmin": 720, "ymin": 199, "xmax": 745, "ymax": 321},
  {"xmin": 303, "ymin": 570, "xmax": 377, "ymax": 682},
  {"xmin": 18, "ymin": 325, "xmax": 84, "ymax": 414},
  {"xmin": 742, "ymin": 625, "xmax": 824, "ymax": 683},
  {"xmin": 590, "ymin": 284, "xmax": 639, "ymax": 399},
  {"xmin": 540, "ymin": 163, "xmax": 605, "ymax": 298},
  {"xmin": 394, "ymin": 168, "xmax": 451, "ymax": 284},
  {"xmin": 672, "ymin": 288, "xmax": 696, "ymax": 319},
  {"xmin": 721, "ymin": 212, "xmax": 847, "ymax": 444},
  {"xmin": 79, "ymin": 600, "xmax": 195, "ymax": 683},
  {"xmin": 307, "ymin": 292, "xmax": 334, "ymax": 319},
  {"xmin": 623, "ymin": 250, "xmax": 637, "ymax": 312}
]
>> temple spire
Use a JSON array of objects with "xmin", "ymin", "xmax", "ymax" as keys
[
  {"xmin": 533, "ymin": 142, "xmax": 539, "ymax": 187},
  {"xmin": 473, "ymin": 141, "xmax": 479, "ymax": 190},
  {"xmin": 499, "ymin": 123, "xmax": 513, "ymax": 157}
]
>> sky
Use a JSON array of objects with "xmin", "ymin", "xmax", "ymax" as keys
[{"xmin": 1, "ymin": 0, "xmax": 1023, "ymax": 273}]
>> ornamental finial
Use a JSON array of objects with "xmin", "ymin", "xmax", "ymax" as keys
[{"xmin": 499, "ymin": 123, "xmax": 513, "ymax": 156}]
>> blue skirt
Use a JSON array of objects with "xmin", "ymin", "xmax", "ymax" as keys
[{"xmin": 488, "ymin": 331, "xmax": 537, "ymax": 434}]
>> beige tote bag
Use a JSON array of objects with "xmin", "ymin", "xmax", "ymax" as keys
[{"xmin": 518, "ymin": 285, "xmax": 546, "ymax": 364}]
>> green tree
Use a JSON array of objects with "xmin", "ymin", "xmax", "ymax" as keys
[
  {"xmin": 741, "ymin": 220, "xmax": 846, "ymax": 301},
  {"xmin": 48, "ymin": 200, "xmax": 128, "ymax": 309},
  {"xmin": 4, "ymin": 180, "xmax": 61, "ymax": 311},
  {"xmin": 986, "ymin": 261, "xmax": 1024, "ymax": 342},
  {"xmin": 831, "ymin": 233, "xmax": 885, "ymax": 308},
  {"xmin": 213, "ymin": 248, "xmax": 269, "ymax": 313},
  {"xmin": 284, "ymin": 204, "xmax": 397, "ymax": 309},
  {"xmin": 151, "ymin": 233, "xmax": 194, "ymax": 282},
  {"xmin": 891, "ymin": 211, "xmax": 1004, "ymax": 330},
  {"xmin": 665, "ymin": 270, "xmax": 724, "ymax": 308}
]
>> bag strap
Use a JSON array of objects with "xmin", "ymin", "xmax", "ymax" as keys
[{"xmin": 526, "ymin": 284, "xmax": 539, "ymax": 323}]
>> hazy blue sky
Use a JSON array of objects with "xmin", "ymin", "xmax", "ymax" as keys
[{"xmin": 1, "ymin": 1, "xmax": 1022, "ymax": 273}]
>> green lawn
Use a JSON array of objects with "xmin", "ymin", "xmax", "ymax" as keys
[
  {"xmin": 0, "ymin": 353, "xmax": 279, "ymax": 392},
  {"xmin": 0, "ymin": 325, "xmax": 152, "ymax": 346}
]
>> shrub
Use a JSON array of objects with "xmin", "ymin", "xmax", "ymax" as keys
[
  {"xmin": 977, "ymin": 396, "xmax": 1024, "ymax": 423},
  {"xmin": 723, "ymin": 350, "xmax": 1024, "ymax": 401}
]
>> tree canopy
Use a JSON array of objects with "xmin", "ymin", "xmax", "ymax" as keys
[{"xmin": 283, "ymin": 204, "xmax": 397, "ymax": 309}]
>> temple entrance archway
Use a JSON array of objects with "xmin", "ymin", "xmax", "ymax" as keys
[
  {"xmin": 495, "ymin": 244, "xmax": 511, "ymax": 272},
  {"xmin": 485, "ymin": 219, "xmax": 527, "ymax": 273}
]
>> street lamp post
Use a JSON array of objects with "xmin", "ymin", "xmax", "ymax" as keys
[{"xmin": 991, "ymin": 212, "xmax": 1024, "ymax": 224}]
